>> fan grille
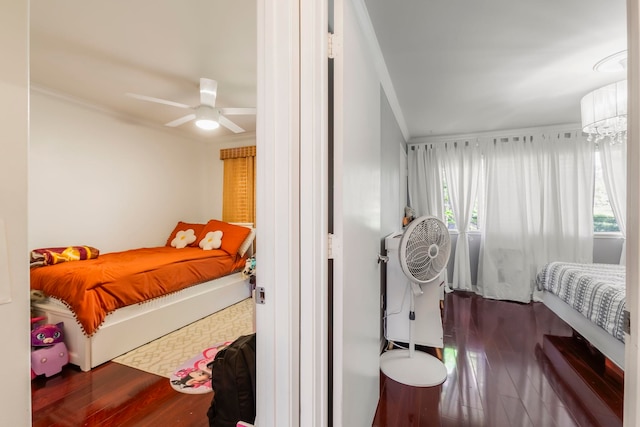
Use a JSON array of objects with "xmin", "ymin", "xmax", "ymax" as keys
[{"xmin": 400, "ymin": 216, "xmax": 451, "ymax": 283}]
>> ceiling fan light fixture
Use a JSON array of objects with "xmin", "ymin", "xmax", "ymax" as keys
[
  {"xmin": 195, "ymin": 106, "xmax": 220, "ymax": 130},
  {"xmin": 126, "ymin": 78, "xmax": 254, "ymax": 133},
  {"xmin": 195, "ymin": 118, "xmax": 220, "ymax": 130}
]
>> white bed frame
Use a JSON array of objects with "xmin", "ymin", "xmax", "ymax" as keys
[
  {"xmin": 32, "ymin": 272, "xmax": 252, "ymax": 371},
  {"xmin": 542, "ymin": 291, "xmax": 625, "ymax": 370}
]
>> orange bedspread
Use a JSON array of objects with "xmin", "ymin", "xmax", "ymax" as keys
[{"xmin": 30, "ymin": 247, "xmax": 246, "ymax": 336}]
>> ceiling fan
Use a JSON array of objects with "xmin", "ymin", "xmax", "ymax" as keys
[{"xmin": 126, "ymin": 78, "xmax": 256, "ymax": 133}]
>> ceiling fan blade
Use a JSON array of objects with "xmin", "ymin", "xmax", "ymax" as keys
[
  {"xmin": 219, "ymin": 115, "xmax": 245, "ymax": 133},
  {"xmin": 125, "ymin": 93, "xmax": 191, "ymax": 109},
  {"xmin": 219, "ymin": 107, "xmax": 257, "ymax": 116},
  {"xmin": 200, "ymin": 78, "xmax": 218, "ymax": 107},
  {"xmin": 165, "ymin": 113, "xmax": 196, "ymax": 127}
]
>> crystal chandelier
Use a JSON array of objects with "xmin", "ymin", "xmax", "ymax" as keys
[{"xmin": 580, "ymin": 80, "xmax": 627, "ymax": 144}]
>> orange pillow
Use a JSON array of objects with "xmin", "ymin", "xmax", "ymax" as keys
[
  {"xmin": 197, "ymin": 220, "xmax": 252, "ymax": 256},
  {"xmin": 166, "ymin": 222, "xmax": 206, "ymax": 247}
]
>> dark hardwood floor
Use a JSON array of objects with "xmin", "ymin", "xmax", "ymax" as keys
[
  {"xmin": 32, "ymin": 291, "xmax": 623, "ymax": 426},
  {"xmin": 373, "ymin": 291, "xmax": 624, "ymax": 427},
  {"xmin": 32, "ymin": 361, "xmax": 213, "ymax": 426}
]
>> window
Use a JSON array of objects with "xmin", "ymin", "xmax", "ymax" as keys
[
  {"xmin": 220, "ymin": 146, "xmax": 256, "ymax": 226},
  {"xmin": 441, "ymin": 150, "xmax": 618, "ymax": 233},
  {"xmin": 594, "ymin": 150, "xmax": 620, "ymax": 232},
  {"xmin": 442, "ymin": 170, "xmax": 479, "ymax": 231}
]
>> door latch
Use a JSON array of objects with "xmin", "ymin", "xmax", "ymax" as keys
[{"xmin": 256, "ymin": 286, "xmax": 266, "ymax": 304}]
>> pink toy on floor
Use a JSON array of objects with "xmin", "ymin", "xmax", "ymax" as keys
[
  {"xmin": 30, "ymin": 316, "xmax": 69, "ymax": 378},
  {"xmin": 31, "ymin": 342, "xmax": 69, "ymax": 378}
]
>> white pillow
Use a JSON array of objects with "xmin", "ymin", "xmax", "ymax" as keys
[
  {"xmin": 170, "ymin": 229, "xmax": 197, "ymax": 249},
  {"xmin": 199, "ymin": 230, "xmax": 223, "ymax": 250}
]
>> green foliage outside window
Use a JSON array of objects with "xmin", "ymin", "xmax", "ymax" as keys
[
  {"xmin": 445, "ymin": 208, "xmax": 455, "ymax": 228},
  {"xmin": 593, "ymin": 214, "xmax": 620, "ymax": 232},
  {"xmin": 593, "ymin": 151, "xmax": 620, "ymax": 233}
]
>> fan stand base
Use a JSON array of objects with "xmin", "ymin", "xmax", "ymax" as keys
[{"xmin": 380, "ymin": 349, "xmax": 447, "ymax": 387}]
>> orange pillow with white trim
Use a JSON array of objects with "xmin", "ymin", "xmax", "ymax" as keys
[
  {"xmin": 165, "ymin": 222, "xmax": 206, "ymax": 247},
  {"xmin": 197, "ymin": 220, "xmax": 252, "ymax": 256}
]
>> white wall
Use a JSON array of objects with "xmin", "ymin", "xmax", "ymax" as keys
[
  {"xmin": 379, "ymin": 89, "xmax": 407, "ymax": 349},
  {"xmin": 0, "ymin": 0, "xmax": 31, "ymax": 424},
  {"xmin": 29, "ymin": 91, "xmax": 248, "ymax": 253},
  {"xmin": 379, "ymin": 90, "xmax": 406, "ymax": 240}
]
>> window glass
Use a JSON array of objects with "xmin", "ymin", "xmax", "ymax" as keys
[
  {"xmin": 442, "ymin": 170, "xmax": 479, "ymax": 231},
  {"xmin": 594, "ymin": 150, "xmax": 620, "ymax": 232}
]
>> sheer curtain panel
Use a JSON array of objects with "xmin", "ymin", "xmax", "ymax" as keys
[
  {"xmin": 408, "ymin": 145, "xmax": 444, "ymax": 219},
  {"xmin": 442, "ymin": 141, "xmax": 481, "ymax": 291},
  {"xmin": 536, "ymin": 132, "xmax": 594, "ymax": 266},
  {"xmin": 477, "ymin": 132, "xmax": 594, "ymax": 303},
  {"xmin": 600, "ymin": 139, "xmax": 627, "ymax": 264},
  {"xmin": 477, "ymin": 138, "xmax": 538, "ymax": 302}
]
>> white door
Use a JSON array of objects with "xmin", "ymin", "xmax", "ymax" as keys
[
  {"xmin": 0, "ymin": 1, "xmax": 31, "ymax": 425},
  {"xmin": 332, "ymin": 0, "xmax": 383, "ymax": 424}
]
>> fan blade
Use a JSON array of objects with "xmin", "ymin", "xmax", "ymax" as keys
[
  {"xmin": 219, "ymin": 107, "xmax": 257, "ymax": 116},
  {"xmin": 125, "ymin": 93, "xmax": 191, "ymax": 109},
  {"xmin": 200, "ymin": 78, "xmax": 218, "ymax": 107},
  {"xmin": 165, "ymin": 113, "xmax": 196, "ymax": 127},
  {"xmin": 219, "ymin": 115, "xmax": 245, "ymax": 133}
]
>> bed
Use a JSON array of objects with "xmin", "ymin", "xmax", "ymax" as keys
[
  {"xmin": 30, "ymin": 220, "xmax": 255, "ymax": 372},
  {"xmin": 536, "ymin": 261, "xmax": 626, "ymax": 369}
]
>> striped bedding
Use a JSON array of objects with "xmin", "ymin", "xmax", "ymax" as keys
[{"xmin": 536, "ymin": 262, "xmax": 626, "ymax": 343}]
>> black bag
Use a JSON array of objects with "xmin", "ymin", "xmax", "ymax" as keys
[{"xmin": 207, "ymin": 333, "xmax": 257, "ymax": 427}]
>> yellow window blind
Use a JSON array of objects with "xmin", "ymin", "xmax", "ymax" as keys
[{"xmin": 220, "ymin": 146, "xmax": 256, "ymax": 226}]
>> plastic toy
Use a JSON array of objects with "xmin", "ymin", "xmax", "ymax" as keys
[{"xmin": 30, "ymin": 316, "xmax": 69, "ymax": 379}]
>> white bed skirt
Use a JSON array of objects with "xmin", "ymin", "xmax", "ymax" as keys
[
  {"xmin": 542, "ymin": 291, "xmax": 625, "ymax": 370},
  {"xmin": 32, "ymin": 272, "xmax": 252, "ymax": 371}
]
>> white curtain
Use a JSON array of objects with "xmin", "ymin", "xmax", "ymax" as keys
[
  {"xmin": 537, "ymin": 133, "xmax": 595, "ymax": 265},
  {"xmin": 600, "ymin": 139, "xmax": 627, "ymax": 264},
  {"xmin": 408, "ymin": 145, "xmax": 444, "ymax": 220},
  {"xmin": 442, "ymin": 141, "xmax": 481, "ymax": 291},
  {"xmin": 477, "ymin": 132, "xmax": 594, "ymax": 303},
  {"xmin": 477, "ymin": 137, "xmax": 537, "ymax": 302}
]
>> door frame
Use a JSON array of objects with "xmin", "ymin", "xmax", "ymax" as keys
[
  {"xmin": 625, "ymin": 1, "xmax": 640, "ymax": 426},
  {"xmin": 299, "ymin": 0, "xmax": 330, "ymax": 425},
  {"xmin": 256, "ymin": 0, "xmax": 329, "ymax": 425},
  {"xmin": 256, "ymin": 0, "xmax": 300, "ymax": 424}
]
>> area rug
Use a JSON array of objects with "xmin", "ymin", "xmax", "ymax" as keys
[{"xmin": 112, "ymin": 297, "xmax": 254, "ymax": 378}]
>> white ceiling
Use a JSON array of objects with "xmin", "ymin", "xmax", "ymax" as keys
[
  {"xmin": 364, "ymin": 0, "xmax": 628, "ymax": 140},
  {"xmin": 30, "ymin": 1, "xmax": 257, "ymax": 142},
  {"xmin": 30, "ymin": 1, "xmax": 627, "ymax": 142}
]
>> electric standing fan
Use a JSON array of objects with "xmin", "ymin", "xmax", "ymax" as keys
[{"xmin": 380, "ymin": 215, "xmax": 451, "ymax": 387}]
